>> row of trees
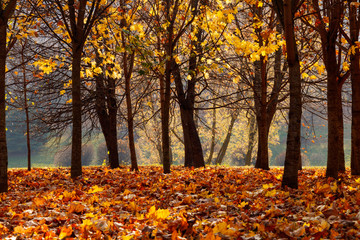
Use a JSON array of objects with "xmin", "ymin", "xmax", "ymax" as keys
[{"xmin": 1, "ymin": 0, "xmax": 360, "ymax": 193}]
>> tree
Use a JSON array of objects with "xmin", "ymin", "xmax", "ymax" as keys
[
  {"xmin": 173, "ymin": 0, "xmax": 206, "ymax": 168},
  {"xmin": 0, "ymin": 0, "xmax": 17, "ymax": 193},
  {"xmin": 220, "ymin": 1, "xmax": 287, "ymax": 170},
  {"xmin": 274, "ymin": 0, "xmax": 302, "ymax": 189},
  {"xmin": 119, "ymin": 0, "xmax": 138, "ymax": 171},
  {"xmin": 348, "ymin": 1, "xmax": 360, "ymax": 175},
  {"xmin": 310, "ymin": 0, "xmax": 346, "ymax": 178},
  {"xmin": 244, "ymin": 112, "xmax": 257, "ymax": 166},
  {"xmin": 34, "ymin": 0, "xmax": 114, "ymax": 178}
]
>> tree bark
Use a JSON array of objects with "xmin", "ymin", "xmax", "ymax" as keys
[
  {"xmin": 71, "ymin": 46, "xmax": 82, "ymax": 178},
  {"xmin": 171, "ymin": 0, "xmax": 205, "ymax": 168},
  {"xmin": 21, "ymin": 40, "xmax": 31, "ymax": 171},
  {"xmin": 124, "ymin": 54, "xmax": 138, "ymax": 171},
  {"xmin": 0, "ymin": 23, "xmax": 8, "ymax": 193},
  {"xmin": 254, "ymin": 58, "xmax": 271, "ymax": 170},
  {"xmin": 206, "ymin": 102, "xmax": 216, "ymax": 165},
  {"xmin": 173, "ymin": 59, "xmax": 205, "ymax": 168},
  {"xmin": 275, "ymin": 0, "xmax": 302, "ymax": 189},
  {"xmin": 350, "ymin": 1, "xmax": 360, "ymax": 175},
  {"xmin": 245, "ymin": 113, "xmax": 257, "ymax": 166},
  {"xmin": 161, "ymin": 58, "xmax": 171, "ymax": 173},
  {"xmin": 0, "ymin": 0, "xmax": 17, "ymax": 192},
  {"xmin": 94, "ymin": 57, "xmax": 119, "ymax": 169},
  {"xmin": 120, "ymin": 0, "xmax": 137, "ymax": 171}
]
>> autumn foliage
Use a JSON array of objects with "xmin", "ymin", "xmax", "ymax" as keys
[{"xmin": 1, "ymin": 166, "xmax": 360, "ymax": 239}]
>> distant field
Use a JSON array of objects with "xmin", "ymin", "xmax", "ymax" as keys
[{"xmin": 8, "ymin": 154, "xmax": 54, "ymax": 168}]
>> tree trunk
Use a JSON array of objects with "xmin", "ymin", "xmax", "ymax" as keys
[
  {"xmin": 124, "ymin": 55, "xmax": 138, "ymax": 172},
  {"xmin": 309, "ymin": 0, "xmax": 344, "ymax": 179},
  {"xmin": 206, "ymin": 102, "xmax": 216, "ymax": 165},
  {"xmin": 161, "ymin": 57, "xmax": 171, "ymax": 174},
  {"xmin": 324, "ymin": 41, "xmax": 343, "ymax": 179},
  {"xmin": 173, "ymin": 58, "xmax": 205, "ymax": 168},
  {"xmin": 71, "ymin": 47, "xmax": 82, "ymax": 178},
  {"xmin": 0, "ymin": 0, "xmax": 17, "ymax": 192},
  {"xmin": 254, "ymin": 58, "xmax": 271, "ymax": 170},
  {"xmin": 350, "ymin": 1, "xmax": 360, "ymax": 175},
  {"xmin": 351, "ymin": 51, "xmax": 360, "ymax": 174},
  {"xmin": 215, "ymin": 113, "xmax": 237, "ymax": 165},
  {"xmin": 326, "ymin": 70, "xmax": 343, "ymax": 178},
  {"xmin": 95, "ymin": 73, "xmax": 119, "ymax": 169},
  {"xmin": 278, "ymin": 0, "xmax": 302, "ymax": 189},
  {"xmin": 180, "ymin": 106, "xmax": 205, "ymax": 167},
  {"xmin": 255, "ymin": 109, "xmax": 270, "ymax": 170},
  {"xmin": 338, "ymin": 103, "xmax": 345, "ymax": 172},
  {"xmin": 21, "ymin": 40, "xmax": 31, "ymax": 171},
  {"xmin": 120, "ymin": 0, "xmax": 137, "ymax": 171},
  {"xmin": 0, "ymin": 23, "xmax": 8, "ymax": 193},
  {"xmin": 245, "ymin": 113, "xmax": 257, "ymax": 166}
]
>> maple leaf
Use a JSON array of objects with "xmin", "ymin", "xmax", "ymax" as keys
[
  {"xmin": 88, "ymin": 185, "xmax": 104, "ymax": 194},
  {"xmin": 68, "ymin": 202, "xmax": 85, "ymax": 213},
  {"xmin": 59, "ymin": 226, "xmax": 73, "ymax": 239}
]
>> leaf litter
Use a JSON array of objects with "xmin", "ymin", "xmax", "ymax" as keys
[{"xmin": 1, "ymin": 166, "xmax": 360, "ymax": 239}]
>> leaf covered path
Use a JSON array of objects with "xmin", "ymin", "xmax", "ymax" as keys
[{"xmin": 1, "ymin": 166, "xmax": 360, "ymax": 239}]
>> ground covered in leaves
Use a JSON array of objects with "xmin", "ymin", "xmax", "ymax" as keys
[{"xmin": 1, "ymin": 166, "xmax": 360, "ymax": 239}]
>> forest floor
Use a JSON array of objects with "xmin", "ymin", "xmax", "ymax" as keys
[{"xmin": 0, "ymin": 166, "xmax": 359, "ymax": 239}]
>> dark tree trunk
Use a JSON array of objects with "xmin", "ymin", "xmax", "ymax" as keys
[
  {"xmin": 172, "ymin": 0, "xmax": 204, "ymax": 169},
  {"xmin": 245, "ymin": 113, "xmax": 257, "ymax": 166},
  {"xmin": 161, "ymin": 58, "xmax": 171, "ymax": 173},
  {"xmin": 0, "ymin": 23, "xmax": 8, "ymax": 193},
  {"xmin": 351, "ymin": 51, "xmax": 360, "ymax": 174},
  {"xmin": 309, "ymin": 0, "xmax": 345, "ymax": 179},
  {"xmin": 71, "ymin": 46, "xmax": 82, "ymax": 178},
  {"xmin": 0, "ymin": 0, "xmax": 17, "ymax": 192},
  {"xmin": 274, "ymin": 0, "xmax": 302, "ymax": 189},
  {"xmin": 206, "ymin": 102, "xmax": 216, "ymax": 165},
  {"xmin": 180, "ymin": 107, "xmax": 205, "ymax": 167},
  {"xmin": 120, "ymin": 0, "xmax": 138, "ymax": 171},
  {"xmin": 173, "ymin": 59, "xmax": 205, "ymax": 168},
  {"xmin": 215, "ymin": 113, "xmax": 237, "ymax": 165},
  {"xmin": 94, "ymin": 67, "xmax": 119, "ymax": 169},
  {"xmin": 21, "ymin": 40, "xmax": 31, "ymax": 171},
  {"xmin": 338, "ymin": 103, "xmax": 345, "ymax": 172},
  {"xmin": 350, "ymin": 1, "xmax": 360, "ymax": 175},
  {"xmin": 326, "ymin": 71, "xmax": 343, "ymax": 178},
  {"xmin": 124, "ymin": 54, "xmax": 138, "ymax": 171},
  {"xmin": 254, "ymin": 58, "xmax": 270, "ymax": 170}
]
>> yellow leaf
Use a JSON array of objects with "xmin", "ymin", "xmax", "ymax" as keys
[
  {"xmin": 155, "ymin": 208, "xmax": 170, "ymax": 219},
  {"xmin": 262, "ymin": 183, "xmax": 274, "ymax": 189},
  {"xmin": 129, "ymin": 201, "xmax": 137, "ymax": 211},
  {"xmin": 123, "ymin": 189, "xmax": 132, "ymax": 195},
  {"xmin": 81, "ymin": 219, "xmax": 93, "ymax": 227},
  {"xmin": 148, "ymin": 205, "xmax": 156, "ymax": 215},
  {"xmin": 14, "ymin": 225, "xmax": 26, "ymax": 234},
  {"xmin": 265, "ymin": 189, "xmax": 277, "ymax": 197},
  {"xmin": 238, "ymin": 201, "xmax": 248, "ymax": 208},
  {"xmin": 60, "ymin": 90, "xmax": 65, "ymax": 95},
  {"xmin": 66, "ymin": 99, "xmax": 72, "ymax": 104},
  {"xmin": 59, "ymin": 226, "xmax": 73, "ymax": 239},
  {"xmin": 122, "ymin": 236, "xmax": 133, "ymax": 240},
  {"xmin": 88, "ymin": 185, "xmax": 104, "ymax": 194},
  {"xmin": 93, "ymin": 67, "xmax": 102, "ymax": 75}
]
